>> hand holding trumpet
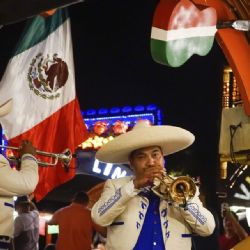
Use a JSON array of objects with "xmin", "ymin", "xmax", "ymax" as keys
[
  {"xmin": 1, "ymin": 142, "xmax": 72, "ymax": 170},
  {"xmin": 19, "ymin": 140, "xmax": 36, "ymax": 157}
]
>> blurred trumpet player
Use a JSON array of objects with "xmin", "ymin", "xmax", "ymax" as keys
[
  {"xmin": 91, "ymin": 121, "xmax": 215, "ymax": 250},
  {"xmin": 0, "ymin": 139, "xmax": 38, "ymax": 250}
]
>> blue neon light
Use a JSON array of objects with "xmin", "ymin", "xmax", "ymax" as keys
[
  {"xmin": 122, "ymin": 106, "xmax": 132, "ymax": 113},
  {"xmin": 110, "ymin": 107, "xmax": 120, "ymax": 114},
  {"xmin": 146, "ymin": 104, "xmax": 157, "ymax": 111},
  {"xmin": 134, "ymin": 105, "xmax": 145, "ymax": 112},
  {"xmin": 82, "ymin": 104, "xmax": 163, "ymax": 126},
  {"xmin": 98, "ymin": 108, "xmax": 108, "ymax": 115}
]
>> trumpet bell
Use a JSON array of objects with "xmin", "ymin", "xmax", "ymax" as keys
[
  {"xmin": 59, "ymin": 149, "xmax": 72, "ymax": 172},
  {"xmin": 151, "ymin": 173, "xmax": 197, "ymax": 207},
  {"xmin": 169, "ymin": 176, "xmax": 196, "ymax": 205}
]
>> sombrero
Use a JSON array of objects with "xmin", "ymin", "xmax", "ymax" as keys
[
  {"xmin": 0, "ymin": 98, "xmax": 13, "ymax": 117},
  {"xmin": 96, "ymin": 120, "xmax": 195, "ymax": 163}
]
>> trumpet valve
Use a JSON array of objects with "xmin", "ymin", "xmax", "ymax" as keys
[{"xmin": 152, "ymin": 175, "xmax": 172, "ymax": 199}]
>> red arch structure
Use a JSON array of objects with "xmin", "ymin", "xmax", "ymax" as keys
[{"xmin": 193, "ymin": 0, "xmax": 250, "ymax": 115}]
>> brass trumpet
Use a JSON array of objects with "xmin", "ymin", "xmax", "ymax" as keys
[
  {"xmin": 0, "ymin": 145, "xmax": 72, "ymax": 169},
  {"xmin": 151, "ymin": 170, "xmax": 197, "ymax": 207}
]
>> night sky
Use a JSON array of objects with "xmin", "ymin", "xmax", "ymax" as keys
[{"xmin": 0, "ymin": 0, "xmax": 228, "ymax": 206}]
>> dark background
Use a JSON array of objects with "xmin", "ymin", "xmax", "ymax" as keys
[{"xmin": 0, "ymin": 0, "xmax": 228, "ymax": 208}]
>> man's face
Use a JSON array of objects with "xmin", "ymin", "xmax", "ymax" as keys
[
  {"xmin": 223, "ymin": 217, "xmax": 235, "ymax": 233},
  {"xmin": 129, "ymin": 146, "xmax": 165, "ymax": 176}
]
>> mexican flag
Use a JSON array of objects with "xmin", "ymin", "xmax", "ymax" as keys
[{"xmin": 0, "ymin": 8, "xmax": 89, "ymax": 201}]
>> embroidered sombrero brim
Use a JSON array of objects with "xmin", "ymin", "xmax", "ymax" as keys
[
  {"xmin": 96, "ymin": 121, "xmax": 195, "ymax": 163},
  {"xmin": 0, "ymin": 99, "xmax": 13, "ymax": 117}
]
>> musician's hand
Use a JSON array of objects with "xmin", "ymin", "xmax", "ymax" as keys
[
  {"xmin": 133, "ymin": 165, "xmax": 164, "ymax": 189},
  {"xmin": 19, "ymin": 140, "xmax": 36, "ymax": 157}
]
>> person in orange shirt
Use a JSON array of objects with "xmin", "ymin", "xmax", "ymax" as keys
[{"xmin": 48, "ymin": 191, "xmax": 106, "ymax": 250}]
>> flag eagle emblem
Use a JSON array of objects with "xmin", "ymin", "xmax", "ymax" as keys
[{"xmin": 28, "ymin": 53, "xmax": 69, "ymax": 99}]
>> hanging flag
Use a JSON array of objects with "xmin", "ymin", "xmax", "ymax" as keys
[
  {"xmin": 0, "ymin": 8, "xmax": 89, "ymax": 201},
  {"xmin": 0, "ymin": 0, "xmax": 83, "ymax": 25}
]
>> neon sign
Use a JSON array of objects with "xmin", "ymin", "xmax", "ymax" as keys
[
  {"xmin": 76, "ymin": 150, "xmax": 133, "ymax": 180},
  {"xmin": 92, "ymin": 160, "xmax": 130, "ymax": 179},
  {"xmin": 234, "ymin": 176, "xmax": 250, "ymax": 201}
]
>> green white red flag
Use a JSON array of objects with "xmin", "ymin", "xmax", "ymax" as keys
[{"xmin": 0, "ymin": 8, "xmax": 89, "ymax": 201}]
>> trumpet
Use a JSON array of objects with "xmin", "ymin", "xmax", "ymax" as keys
[
  {"xmin": 151, "ymin": 170, "xmax": 197, "ymax": 207},
  {"xmin": 0, "ymin": 145, "xmax": 72, "ymax": 170}
]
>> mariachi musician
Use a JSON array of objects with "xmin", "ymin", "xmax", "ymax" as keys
[
  {"xmin": 0, "ymin": 99, "xmax": 39, "ymax": 250},
  {"xmin": 91, "ymin": 120, "xmax": 215, "ymax": 250}
]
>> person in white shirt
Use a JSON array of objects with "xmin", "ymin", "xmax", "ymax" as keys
[
  {"xmin": 0, "ymin": 99, "xmax": 39, "ymax": 250},
  {"xmin": 91, "ymin": 120, "xmax": 216, "ymax": 250},
  {"xmin": 14, "ymin": 199, "xmax": 39, "ymax": 250}
]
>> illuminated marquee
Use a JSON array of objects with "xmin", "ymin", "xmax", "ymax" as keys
[{"xmin": 79, "ymin": 104, "xmax": 163, "ymax": 150}]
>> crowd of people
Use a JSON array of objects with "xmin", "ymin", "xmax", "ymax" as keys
[{"xmin": 0, "ymin": 112, "xmax": 248, "ymax": 249}]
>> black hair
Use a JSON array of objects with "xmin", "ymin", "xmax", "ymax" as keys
[
  {"xmin": 15, "ymin": 195, "xmax": 29, "ymax": 204},
  {"xmin": 72, "ymin": 191, "xmax": 89, "ymax": 204},
  {"xmin": 44, "ymin": 244, "xmax": 56, "ymax": 250},
  {"xmin": 15, "ymin": 195, "xmax": 30, "ymax": 210}
]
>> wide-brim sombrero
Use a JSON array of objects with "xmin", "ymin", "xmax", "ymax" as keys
[
  {"xmin": 0, "ymin": 99, "xmax": 13, "ymax": 117},
  {"xmin": 96, "ymin": 120, "xmax": 195, "ymax": 163}
]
